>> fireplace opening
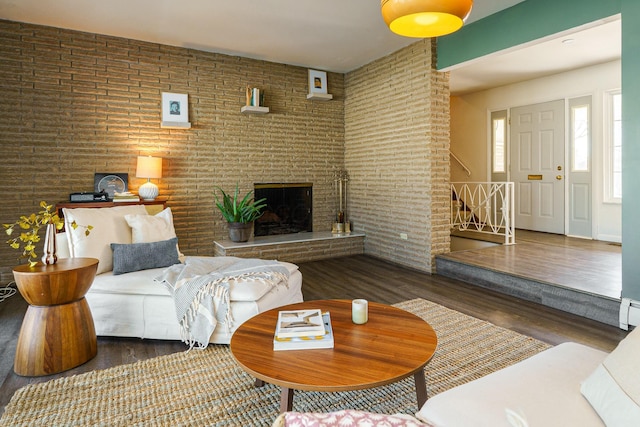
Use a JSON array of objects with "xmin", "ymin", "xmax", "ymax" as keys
[{"xmin": 254, "ymin": 183, "xmax": 312, "ymax": 236}]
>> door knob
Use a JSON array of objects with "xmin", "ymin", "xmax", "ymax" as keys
[{"xmin": 556, "ymin": 175, "xmax": 562, "ymax": 180}]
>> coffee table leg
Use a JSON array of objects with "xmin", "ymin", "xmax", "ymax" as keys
[
  {"xmin": 414, "ymin": 368, "xmax": 428, "ymax": 409},
  {"xmin": 255, "ymin": 378, "xmax": 265, "ymax": 387},
  {"xmin": 280, "ymin": 387, "xmax": 294, "ymax": 413}
]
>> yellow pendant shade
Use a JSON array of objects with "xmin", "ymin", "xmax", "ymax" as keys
[{"xmin": 381, "ymin": 0, "xmax": 473, "ymax": 38}]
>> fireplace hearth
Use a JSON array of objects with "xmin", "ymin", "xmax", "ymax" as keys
[{"xmin": 254, "ymin": 183, "xmax": 312, "ymax": 236}]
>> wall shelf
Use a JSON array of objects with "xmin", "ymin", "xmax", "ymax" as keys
[
  {"xmin": 161, "ymin": 121, "xmax": 191, "ymax": 129},
  {"xmin": 241, "ymin": 105, "xmax": 269, "ymax": 114},
  {"xmin": 306, "ymin": 93, "xmax": 333, "ymax": 101}
]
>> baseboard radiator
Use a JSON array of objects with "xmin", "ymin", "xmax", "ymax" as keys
[{"xmin": 619, "ymin": 298, "xmax": 640, "ymax": 330}]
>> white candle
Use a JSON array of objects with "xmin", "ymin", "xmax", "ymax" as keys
[{"xmin": 352, "ymin": 299, "xmax": 368, "ymax": 324}]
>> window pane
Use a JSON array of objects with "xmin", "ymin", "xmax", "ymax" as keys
[
  {"xmin": 613, "ymin": 93, "xmax": 622, "ymax": 199},
  {"xmin": 572, "ymin": 105, "xmax": 589, "ymax": 171},
  {"xmin": 493, "ymin": 118, "xmax": 505, "ymax": 173}
]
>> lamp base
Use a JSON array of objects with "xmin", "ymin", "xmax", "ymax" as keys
[{"xmin": 138, "ymin": 181, "xmax": 159, "ymax": 201}]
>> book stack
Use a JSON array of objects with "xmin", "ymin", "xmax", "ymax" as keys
[
  {"xmin": 113, "ymin": 192, "xmax": 140, "ymax": 202},
  {"xmin": 273, "ymin": 309, "xmax": 334, "ymax": 351}
]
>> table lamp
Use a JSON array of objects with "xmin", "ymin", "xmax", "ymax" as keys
[{"xmin": 136, "ymin": 156, "xmax": 162, "ymax": 200}]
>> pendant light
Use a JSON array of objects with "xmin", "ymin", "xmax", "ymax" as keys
[{"xmin": 381, "ymin": 0, "xmax": 473, "ymax": 38}]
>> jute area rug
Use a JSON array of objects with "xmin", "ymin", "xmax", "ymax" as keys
[{"xmin": 1, "ymin": 298, "xmax": 551, "ymax": 427}]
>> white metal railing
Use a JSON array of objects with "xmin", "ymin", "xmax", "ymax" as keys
[{"xmin": 451, "ymin": 182, "xmax": 515, "ymax": 245}]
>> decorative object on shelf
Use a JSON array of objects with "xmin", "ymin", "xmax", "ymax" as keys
[
  {"xmin": 94, "ymin": 173, "xmax": 128, "ymax": 200},
  {"xmin": 241, "ymin": 86, "xmax": 269, "ymax": 114},
  {"xmin": 136, "ymin": 156, "xmax": 163, "ymax": 201},
  {"xmin": 161, "ymin": 92, "xmax": 191, "ymax": 129},
  {"xmin": 380, "ymin": 0, "xmax": 473, "ymax": 38},
  {"xmin": 214, "ymin": 183, "xmax": 267, "ymax": 242},
  {"xmin": 3, "ymin": 201, "xmax": 92, "ymax": 267},
  {"xmin": 307, "ymin": 69, "xmax": 333, "ymax": 101},
  {"xmin": 332, "ymin": 170, "xmax": 351, "ymax": 234}
]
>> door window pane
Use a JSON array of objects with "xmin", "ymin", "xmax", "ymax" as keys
[
  {"xmin": 571, "ymin": 105, "xmax": 589, "ymax": 172},
  {"xmin": 493, "ymin": 118, "xmax": 506, "ymax": 173}
]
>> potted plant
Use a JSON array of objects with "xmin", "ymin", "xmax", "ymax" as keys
[
  {"xmin": 4, "ymin": 201, "xmax": 93, "ymax": 267},
  {"xmin": 214, "ymin": 184, "xmax": 267, "ymax": 242}
]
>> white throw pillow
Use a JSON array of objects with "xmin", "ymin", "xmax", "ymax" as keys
[
  {"xmin": 125, "ymin": 207, "xmax": 184, "ymax": 258},
  {"xmin": 63, "ymin": 205, "xmax": 148, "ymax": 274},
  {"xmin": 581, "ymin": 325, "xmax": 640, "ymax": 426}
]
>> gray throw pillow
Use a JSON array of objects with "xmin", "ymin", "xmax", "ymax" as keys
[{"xmin": 111, "ymin": 237, "xmax": 180, "ymax": 275}]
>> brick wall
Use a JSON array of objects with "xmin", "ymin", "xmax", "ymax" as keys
[
  {"xmin": 0, "ymin": 19, "xmax": 450, "ymax": 283},
  {"xmin": 344, "ymin": 39, "xmax": 450, "ymax": 272},
  {"xmin": 0, "ymin": 20, "xmax": 345, "ymax": 282}
]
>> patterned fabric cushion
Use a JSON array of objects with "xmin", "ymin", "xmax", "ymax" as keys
[{"xmin": 273, "ymin": 410, "xmax": 433, "ymax": 427}]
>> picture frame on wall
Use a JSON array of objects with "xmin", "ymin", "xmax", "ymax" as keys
[
  {"xmin": 161, "ymin": 92, "xmax": 191, "ymax": 128},
  {"xmin": 308, "ymin": 69, "xmax": 328, "ymax": 94}
]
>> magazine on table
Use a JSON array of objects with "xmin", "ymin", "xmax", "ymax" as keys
[
  {"xmin": 274, "ymin": 311, "xmax": 334, "ymax": 351},
  {"xmin": 275, "ymin": 308, "xmax": 325, "ymax": 338}
]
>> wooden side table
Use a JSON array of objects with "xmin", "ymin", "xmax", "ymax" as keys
[{"xmin": 12, "ymin": 258, "xmax": 99, "ymax": 376}]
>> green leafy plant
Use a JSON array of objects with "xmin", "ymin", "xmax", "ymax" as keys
[
  {"xmin": 3, "ymin": 201, "xmax": 93, "ymax": 267},
  {"xmin": 214, "ymin": 184, "xmax": 267, "ymax": 223}
]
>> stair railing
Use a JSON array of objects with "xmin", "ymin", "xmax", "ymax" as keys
[
  {"xmin": 451, "ymin": 182, "xmax": 515, "ymax": 245},
  {"xmin": 450, "ymin": 152, "xmax": 471, "ymax": 177}
]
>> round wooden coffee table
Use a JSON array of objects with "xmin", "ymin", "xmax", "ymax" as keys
[
  {"xmin": 12, "ymin": 258, "xmax": 99, "ymax": 376},
  {"xmin": 230, "ymin": 299, "xmax": 438, "ymax": 413}
]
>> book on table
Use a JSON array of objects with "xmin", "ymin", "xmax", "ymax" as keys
[
  {"xmin": 273, "ymin": 311, "xmax": 334, "ymax": 351},
  {"xmin": 275, "ymin": 308, "xmax": 325, "ymax": 338},
  {"xmin": 113, "ymin": 192, "xmax": 140, "ymax": 202}
]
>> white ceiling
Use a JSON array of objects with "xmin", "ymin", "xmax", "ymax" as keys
[
  {"xmin": 448, "ymin": 16, "xmax": 621, "ymax": 95},
  {"xmin": 0, "ymin": 0, "xmax": 620, "ymax": 95}
]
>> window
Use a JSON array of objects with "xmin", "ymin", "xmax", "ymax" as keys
[
  {"xmin": 492, "ymin": 111, "xmax": 507, "ymax": 174},
  {"xmin": 571, "ymin": 104, "xmax": 590, "ymax": 172},
  {"xmin": 605, "ymin": 90, "xmax": 622, "ymax": 202}
]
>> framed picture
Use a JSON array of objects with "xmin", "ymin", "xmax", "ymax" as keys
[
  {"xmin": 308, "ymin": 69, "xmax": 328, "ymax": 94},
  {"xmin": 94, "ymin": 173, "xmax": 128, "ymax": 199},
  {"xmin": 161, "ymin": 92, "xmax": 189, "ymax": 123}
]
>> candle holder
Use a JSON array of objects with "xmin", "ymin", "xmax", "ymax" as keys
[{"xmin": 332, "ymin": 170, "xmax": 351, "ymax": 234}]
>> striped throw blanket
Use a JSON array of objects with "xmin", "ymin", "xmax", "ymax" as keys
[{"xmin": 155, "ymin": 257, "xmax": 290, "ymax": 349}]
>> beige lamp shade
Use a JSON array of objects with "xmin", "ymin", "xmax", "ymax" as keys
[
  {"xmin": 136, "ymin": 156, "xmax": 162, "ymax": 200},
  {"xmin": 136, "ymin": 156, "xmax": 163, "ymax": 179},
  {"xmin": 381, "ymin": 0, "xmax": 473, "ymax": 38}
]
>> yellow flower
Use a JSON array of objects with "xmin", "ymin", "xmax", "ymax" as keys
[{"xmin": 3, "ymin": 201, "xmax": 92, "ymax": 267}]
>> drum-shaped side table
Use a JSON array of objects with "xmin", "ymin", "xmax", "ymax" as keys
[{"xmin": 12, "ymin": 258, "xmax": 99, "ymax": 376}]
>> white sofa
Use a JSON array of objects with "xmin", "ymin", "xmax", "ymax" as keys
[
  {"xmin": 275, "ymin": 325, "xmax": 640, "ymax": 426},
  {"xmin": 57, "ymin": 203, "xmax": 303, "ymax": 345}
]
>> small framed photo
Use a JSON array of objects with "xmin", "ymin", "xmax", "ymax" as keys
[
  {"xmin": 308, "ymin": 69, "xmax": 328, "ymax": 94},
  {"xmin": 162, "ymin": 92, "xmax": 189, "ymax": 123}
]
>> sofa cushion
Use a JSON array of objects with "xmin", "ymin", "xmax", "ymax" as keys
[
  {"xmin": 581, "ymin": 326, "xmax": 640, "ymax": 426},
  {"xmin": 91, "ymin": 256, "xmax": 299, "ymax": 302},
  {"xmin": 125, "ymin": 207, "xmax": 177, "ymax": 242},
  {"xmin": 111, "ymin": 237, "xmax": 180, "ymax": 275},
  {"xmin": 63, "ymin": 205, "xmax": 148, "ymax": 274},
  {"xmin": 416, "ymin": 342, "xmax": 607, "ymax": 427},
  {"xmin": 273, "ymin": 410, "xmax": 432, "ymax": 427},
  {"xmin": 125, "ymin": 207, "xmax": 184, "ymax": 259}
]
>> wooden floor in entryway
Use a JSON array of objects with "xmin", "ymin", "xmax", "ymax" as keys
[{"xmin": 446, "ymin": 229, "xmax": 621, "ymax": 299}]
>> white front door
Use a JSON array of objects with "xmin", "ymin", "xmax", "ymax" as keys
[{"xmin": 511, "ymin": 100, "xmax": 565, "ymax": 234}]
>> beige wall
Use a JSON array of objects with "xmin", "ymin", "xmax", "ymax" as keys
[
  {"xmin": 0, "ymin": 20, "xmax": 449, "ymax": 281},
  {"xmin": 345, "ymin": 40, "xmax": 450, "ymax": 272}
]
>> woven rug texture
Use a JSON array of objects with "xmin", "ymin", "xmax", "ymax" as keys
[{"xmin": 1, "ymin": 298, "xmax": 551, "ymax": 427}]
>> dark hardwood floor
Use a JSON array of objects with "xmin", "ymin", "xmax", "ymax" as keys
[{"xmin": 0, "ymin": 254, "xmax": 628, "ymax": 415}]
